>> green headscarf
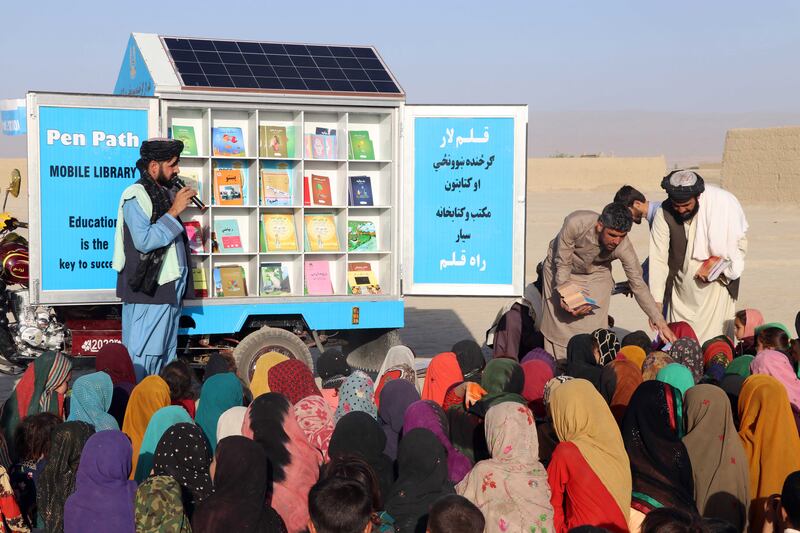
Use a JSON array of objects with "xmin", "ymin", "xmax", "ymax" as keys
[
  {"xmin": 469, "ymin": 358, "xmax": 526, "ymax": 417},
  {"xmin": 135, "ymin": 475, "xmax": 192, "ymax": 532},
  {"xmin": 656, "ymin": 363, "xmax": 694, "ymax": 397},
  {"xmin": 754, "ymin": 322, "xmax": 793, "ymax": 340},
  {"xmin": 726, "ymin": 355, "xmax": 754, "ymax": 378},
  {"xmin": 195, "ymin": 372, "xmax": 243, "ymax": 453},
  {"xmin": 134, "ymin": 406, "xmax": 193, "ymax": 482}
]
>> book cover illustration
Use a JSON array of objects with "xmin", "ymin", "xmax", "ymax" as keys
[
  {"xmin": 261, "ymin": 214, "xmax": 299, "ymax": 252},
  {"xmin": 347, "ymin": 220, "xmax": 377, "ymax": 252},
  {"xmin": 347, "ymin": 262, "xmax": 381, "ymax": 295},
  {"xmin": 304, "ymin": 214, "xmax": 340, "ymax": 252},
  {"xmin": 213, "ymin": 166, "xmax": 245, "ymax": 206},
  {"xmin": 216, "ymin": 265, "xmax": 247, "ymax": 297},
  {"xmin": 348, "ymin": 130, "xmax": 375, "ymax": 160},
  {"xmin": 311, "ymin": 174, "xmax": 332, "ymax": 206},
  {"xmin": 348, "ymin": 175, "xmax": 374, "ymax": 206},
  {"xmin": 260, "ymin": 263, "xmax": 291, "ymax": 296},
  {"xmin": 260, "ymin": 170, "xmax": 291, "ymax": 206},
  {"xmin": 260, "ymin": 125, "xmax": 289, "ymax": 158},
  {"xmin": 304, "ymin": 134, "xmax": 338, "ymax": 159},
  {"xmin": 192, "ymin": 267, "xmax": 208, "ymax": 298},
  {"xmin": 212, "ymin": 127, "xmax": 246, "ymax": 157},
  {"xmin": 304, "ymin": 261, "xmax": 333, "ymax": 295},
  {"xmin": 213, "ymin": 219, "xmax": 244, "ymax": 253},
  {"xmin": 183, "ymin": 220, "xmax": 205, "ymax": 254},
  {"xmin": 172, "ymin": 125, "xmax": 198, "ymax": 156},
  {"xmin": 181, "ymin": 170, "xmax": 203, "ymax": 201}
]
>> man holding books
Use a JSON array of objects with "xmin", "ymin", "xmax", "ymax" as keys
[
  {"xmin": 648, "ymin": 170, "xmax": 748, "ymax": 343},
  {"xmin": 539, "ymin": 203, "xmax": 675, "ymax": 359},
  {"xmin": 112, "ymin": 138, "xmax": 197, "ymax": 381}
]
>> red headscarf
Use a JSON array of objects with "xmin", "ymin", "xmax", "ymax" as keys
[
  {"xmin": 703, "ymin": 339, "xmax": 734, "ymax": 369},
  {"xmin": 669, "ymin": 322, "xmax": 698, "ymax": 343},
  {"xmin": 95, "ymin": 343, "xmax": 136, "ymax": 386},
  {"xmin": 267, "ymin": 359, "xmax": 321, "ymax": 405},
  {"xmin": 521, "ymin": 360, "xmax": 554, "ymax": 418},
  {"xmin": 421, "ymin": 352, "xmax": 463, "ymax": 406}
]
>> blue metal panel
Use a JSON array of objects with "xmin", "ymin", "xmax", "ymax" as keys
[
  {"xmin": 114, "ymin": 36, "xmax": 155, "ymax": 96},
  {"xmin": 179, "ymin": 299, "xmax": 404, "ymax": 335}
]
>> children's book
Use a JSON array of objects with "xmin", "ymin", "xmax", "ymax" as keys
[
  {"xmin": 213, "ymin": 219, "xmax": 244, "ymax": 253},
  {"xmin": 172, "ymin": 125, "xmax": 198, "ymax": 156},
  {"xmin": 215, "ymin": 265, "xmax": 247, "ymax": 297},
  {"xmin": 304, "ymin": 214, "xmax": 340, "ymax": 252},
  {"xmin": 696, "ymin": 256, "xmax": 732, "ymax": 282},
  {"xmin": 260, "ymin": 170, "xmax": 291, "ymax": 206},
  {"xmin": 348, "ymin": 175, "xmax": 374, "ymax": 206},
  {"xmin": 347, "ymin": 220, "xmax": 377, "ymax": 252},
  {"xmin": 303, "ymin": 176, "xmax": 311, "ymax": 206},
  {"xmin": 347, "ymin": 262, "xmax": 381, "ymax": 295},
  {"xmin": 183, "ymin": 220, "xmax": 205, "ymax": 254},
  {"xmin": 212, "ymin": 127, "xmax": 246, "ymax": 157},
  {"xmin": 348, "ymin": 130, "xmax": 375, "ymax": 160},
  {"xmin": 261, "ymin": 214, "xmax": 299, "ymax": 252},
  {"xmin": 213, "ymin": 166, "xmax": 245, "ymax": 206},
  {"xmin": 192, "ymin": 267, "xmax": 208, "ymax": 298},
  {"xmin": 557, "ymin": 282, "xmax": 599, "ymax": 311},
  {"xmin": 311, "ymin": 174, "xmax": 332, "ymax": 206},
  {"xmin": 304, "ymin": 134, "xmax": 337, "ymax": 159},
  {"xmin": 304, "ymin": 261, "xmax": 333, "ymax": 295},
  {"xmin": 260, "ymin": 263, "xmax": 291, "ymax": 296},
  {"xmin": 181, "ymin": 170, "xmax": 203, "ymax": 201},
  {"xmin": 260, "ymin": 125, "xmax": 289, "ymax": 158}
]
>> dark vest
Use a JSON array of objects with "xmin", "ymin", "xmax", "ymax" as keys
[
  {"xmin": 661, "ymin": 200, "xmax": 739, "ymax": 306},
  {"xmin": 116, "ymin": 215, "xmax": 193, "ymax": 305}
]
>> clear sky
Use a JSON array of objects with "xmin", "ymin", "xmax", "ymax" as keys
[{"xmin": 2, "ymin": 0, "xmax": 800, "ymax": 163}]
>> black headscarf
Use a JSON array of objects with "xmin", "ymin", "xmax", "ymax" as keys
[
  {"xmin": 621, "ymin": 381, "xmax": 695, "ymax": 514},
  {"xmin": 566, "ymin": 334, "xmax": 603, "ymax": 388},
  {"xmin": 153, "ymin": 422, "xmax": 213, "ymax": 518},
  {"xmin": 128, "ymin": 138, "xmax": 184, "ymax": 296},
  {"xmin": 622, "ymin": 330, "xmax": 653, "ymax": 355},
  {"xmin": 592, "ymin": 329, "xmax": 620, "ymax": 365},
  {"xmin": 203, "ymin": 353, "xmax": 232, "ymax": 382},
  {"xmin": 385, "ymin": 428, "xmax": 454, "ymax": 533},
  {"xmin": 192, "ymin": 436, "xmax": 286, "ymax": 533},
  {"xmin": 315, "ymin": 348, "xmax": 352, "ymax": 389},
  {"xmin": 451, "ymin": 340, "xmax": 485, "ymax": 382},
  {"xmin": 245, "ymin": 393, "xmax": 291, "ymax": 482},
  {"xmin": 37, "ymin": 421, "xmax": 95, "ymax": 533},
  {"xmin": 329, "ymin": 411, "xmax": 394, "ymax": 500}
]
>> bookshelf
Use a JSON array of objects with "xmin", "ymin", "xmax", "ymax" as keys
[{"xmin": 165, "ymin": 102, "xmax": 397, "ymax": 300}]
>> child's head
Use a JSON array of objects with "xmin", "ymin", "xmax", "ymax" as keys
[
  {"xmin": 320, "ymin": 454, "xmax": 382, "ymax": 511},
  {"xmin": 756, "ymin": 327, "xmax": 791, "ymax": 355},
  {"xmin": 641, "ymin": 507, "xmax": 705, "ymax": 533},
  {"xmin": 14, "ymin": 412, "xmax": 61, "ymax": 462},
  {"xmin": 781, "ymin": 470, "xmax": 800, "ymax": 529},
  {"xmin": 160, "ymin": 359, "xmax": 196, "ymax": 401},
  {"xmin": 308, "ymin": 476, "xmax": 373, "ymax": 533},
  {"xmin": 426, "ymin": 494, "xmax": 485, "ymax": 533},
  {"xmin": 734, "ymin": 310, "xmax": 747, "ymax": 341}
]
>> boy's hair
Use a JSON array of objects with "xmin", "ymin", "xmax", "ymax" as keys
[
  {"xmin": 160, "ymin": 359, "xmax": 196, "ymax": 401},
  {"xmin": 14, "ymin": 412, "xmax": 61, "ymax": 461},
  {"xmin": 613, "ymin": 185, "xmax": 646, "ymax": 207},
  {"xmin": 427, "ymin": 494, "xmax": 485, "ymax": 533},
  {"xmin": 641, "ymin": 507, "xmax": 705, "ymax": 533},
  {"xmin": 308, "ymin": 476, "xmax": 372, "ymax": 533},
  {"xmin": 320, "ymin": 454, "xmax": 382, "ymax": 510},
  {"xmin": 782, "ymin": 470, "xmax": 800, "ymax": 526}
]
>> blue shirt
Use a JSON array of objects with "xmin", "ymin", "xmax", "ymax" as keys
[{"xmin": 647, "ymin": 200, "xmax": 663, "ymax": 229}]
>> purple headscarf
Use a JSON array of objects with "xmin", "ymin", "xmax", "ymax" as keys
[
  {"xmin": 378, "ymin": 379, "xmax": 420, "ymax": 460},
  {"xmin": 521, "ymin": 348, "xmax": 557, "ymax": 374},
  {"xmin": 403, "ymin": 400, "xmax": 472, "ymax": 483},
  {"xmin": 64, "ymin": 430, "xmax": 137, "ymax": 533}
]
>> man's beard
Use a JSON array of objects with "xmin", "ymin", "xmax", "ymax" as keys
[
  {"xmin": 155, "ymin": 167, "xmax": 174, "ymax": 187},
  {"xmin": 677, "ymin": 201, "xmax": 700, "ymax": 222}
]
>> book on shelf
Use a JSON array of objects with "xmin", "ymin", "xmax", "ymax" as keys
[
  {"xmin": 304, "ymin": 261, "xmax": 333, "ymax": 295},
  {"xmin": 183, "ymin": 220, "xmax": 205, "ymax": 254},
  {"xmin": 259, "ymin": 125, "xmax": 289, "ymax": 158},
  {"xmin": 260, "ymin": 263, "xmax": 291, "ymax": 296},
  {"xmin": 260, "ymin": 214, "xmax": 298, "ymax": 252},
  {"xmin": 213, "ymin": 162, "xmax": 246, "ymax": 205},
  {"xmin": 214, "ymin": 265, "xmax": 247, "ymax": 297},
  {"xmin": 181, "ymin": 170, "xmax": 202, "ymax": 200},
  {"xmin": 304, "ymin": 214, "xmax": 340, "ymax": 252},
  {"xmin": 304, "ymin": 133, "xmax": 337, "ymax": 159},
  {"xmin": 557, "ymin": 282, "xmax": 599, "ymax": 311},
  {"xmin": 348, "ymin": 130, "xmax": 375, "ymax": 160},
  {"xmin": 316, "ymin": 127, "xmax": 336, "ymax": 136},
  {"xmin": 260, "ymin": 170, "xmax": 291, "ymax": 206},
  {"xmin": 172, "ymin": 125, "xmax": 198, "ymax": 156},
  {"xmin": 696, "ymin": 256, "xmax": 731, "ymax": 282},
  {"xmin": 347, "ymin": 220, "xmax": 377, "ymax": 252},
  {"xmin": 213, "ymin": 219, "xmax": 244, "ymax": 253},
  {"xmin": 212, "ymin": 127, "xmax": 246, "ymax": 157},
  {"xmin": 192, "ymin": 267, "xmax": 208, "ymax": 298},
  {"xmin": 348, "ymin": 175, "xmax": 374, "ymax": 206},
  {"xmin": 303, "ymin": 176, "xmax": 311, "ymax": 206},
  {"xmin": 347, "ymin": 262, "xmax": 381, "ymax": 295},
  {"xmin": 311, "ymin": 174, "xmax": 332, "ymax": 206}
]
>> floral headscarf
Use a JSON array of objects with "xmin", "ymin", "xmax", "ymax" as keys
[
  {"xmin": 294, "ymin": 395, "xmax": 335, "ymax": 461},
  {"xmin": 669, "ymin": 337, "xmax": 704, "ymax": 383},
  {"xmin": 334, "ymin": 370, "xmax": 377, "ymax": 422}
]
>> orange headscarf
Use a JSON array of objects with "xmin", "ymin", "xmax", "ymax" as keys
[
  {"xmin": 421, "ymin": 352, "xmax": 463, "ymax": 406},
  {"xmin": 121, "ymin": 375, "xmax": 171, "ymax": 479},
  {"xmin": 738, "ymin": 374, "xmax": 800, "ymax": 531},
  {"xmin": 617, "ymin": 345, "xmax": 646, "ymax": 369}
]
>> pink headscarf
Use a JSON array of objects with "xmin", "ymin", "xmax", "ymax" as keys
[
  {"xmin": 750, "ymin": 350, "xmax": 800, "ymax": 415},
  {"xmin": 744, "ymin": 309, "xmax": 765, "ymax": 339},
  {"xmin": 294, "ymin": 395, "xmax": 335, "ymax": 461}
]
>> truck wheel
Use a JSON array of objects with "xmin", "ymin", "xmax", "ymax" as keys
[{"xmin": 233, "ymin": 326, "xmax": 312, "ymax": 384}]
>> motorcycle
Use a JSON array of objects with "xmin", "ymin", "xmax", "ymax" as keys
[{"xmin": 0, "ymin": 170, "xmax": 65, "ymax": 374}]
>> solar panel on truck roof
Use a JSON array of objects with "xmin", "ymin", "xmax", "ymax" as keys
[{"xmin": 161, "ymin": 36, "xmax": 403, "ymax": 96}]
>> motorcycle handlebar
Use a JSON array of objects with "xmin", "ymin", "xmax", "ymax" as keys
[{"xmin": 14, "ymin": 222, "xmax": 27, "ymax": 229}]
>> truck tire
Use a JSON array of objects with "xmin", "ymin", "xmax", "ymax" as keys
[{"xmin": 233, "ymin": 326, "xmax": 312, "ymax": 384}]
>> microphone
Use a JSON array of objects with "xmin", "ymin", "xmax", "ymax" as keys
[{"xmin": 170, "ymin": 176, "xmax": 206, "ymax": 209}]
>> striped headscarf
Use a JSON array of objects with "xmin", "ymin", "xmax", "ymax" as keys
[{"xmin": 40, "ymin": 352, "xmax": 72, "ymax": 411}]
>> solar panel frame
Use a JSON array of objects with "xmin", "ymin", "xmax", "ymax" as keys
[{"xmin": 160, "ymin": 35, "xmax": 404, "ymax": 97}]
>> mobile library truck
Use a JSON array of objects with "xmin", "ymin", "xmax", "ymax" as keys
[{"xmin": 25, "ymin": 33, "xmax": 527, "ymax": 378}]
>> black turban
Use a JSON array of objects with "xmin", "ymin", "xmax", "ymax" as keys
[
  {"xmin": 661, "ymin": 170, "xmax": 705, "ymax": 202},
  {"xmin": 136, "ymin": 138, "xmax": 184, "ymax": 172}
]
